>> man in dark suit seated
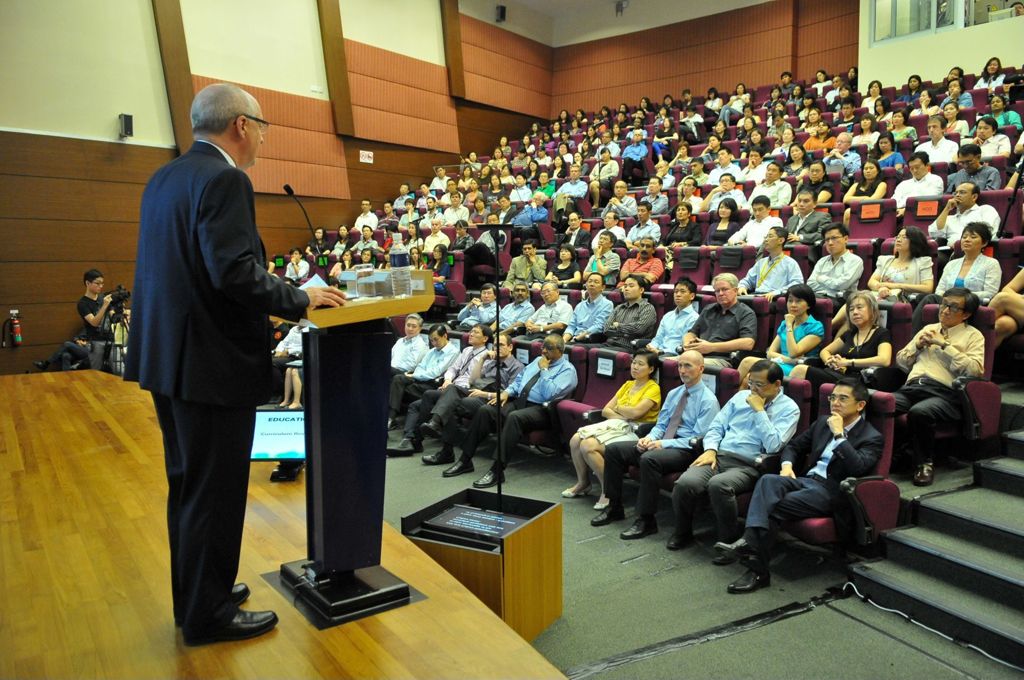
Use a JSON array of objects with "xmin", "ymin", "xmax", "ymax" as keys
[
  {"xmin": 714, "ymin": 378, "xmax": 883, "ymax": 593},
  {"xmin": 124, "ymin": 83, "xmax": 345, "ymax": 645}
]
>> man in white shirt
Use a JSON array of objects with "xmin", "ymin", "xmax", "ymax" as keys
[
  {"xmin": 929, "ymin": 182, "xmax": 1000, "ymax": 243},
  {"xmin": 807, "ymin": 223, "xmax": 864, "ymax": 301},
  {"xmin": 423, "ymin": 217, "xmax": 451, "ymax": 253},
  {"xmin": 701, "ymin": 174, "xmax": 749, "ymax": 213},
  {"xmin": 442, "ymin": 192, "xmax": 470, "ymax": 226},
  {"xmin": 354, "ymin": 199, "xmax": 379, "ymax": 230},
  {"xmin": 429, "ymin": 167, "xmax": 449, "ymax": 192},
  {"xmin": 749, "ymin": 161, "xmax": 793, "ymax": 207},
  {"xmin": 419, "ymin": 196, "xmax": 441, "ymax": 231},
  {"xmin": 893, "ymin": 152, "xmax": 945, "ymax": 216},
  {"xmin": 509, "ymin": 174, "xmax": 533, "ymax": 203},
  {"xmin": 727, "ymin": 196, "xmax": 782, "ymax": 250},
  {"xmin": 592, "ymin": 212, "xmax": 628, "ymax": 249},
  {"xmin": 708, "ymin": 149, "xmax": 742, "ymax": 186},
  {"xmin": 914, "ymin": 116, "xmax": 960, "ymax": 165},
  {"xmin": 739, "ymin": 149, "xmax": 767, "ymax": 185}
]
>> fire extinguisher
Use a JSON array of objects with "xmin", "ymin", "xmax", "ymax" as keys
[{"xmin": 2, "ymin": 310, "xmax": 22, "ymax": 348}]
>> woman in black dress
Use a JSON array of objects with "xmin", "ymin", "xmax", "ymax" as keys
[
  {"xmin": 546, "ymin": 244, "xmax": 582, "ymax": 287},
  {"xmin": 704, "ymin": 198, "xmax": 742, "ymax": 247}
]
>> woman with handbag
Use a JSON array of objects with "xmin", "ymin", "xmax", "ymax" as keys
[{"xmin": 562, "ymin": 351, "xmax": 662, "ymax": 511}]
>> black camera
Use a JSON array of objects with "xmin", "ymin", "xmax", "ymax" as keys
[{"xmin": 109, "ymin": 285, "xmax": 131, "ymax": 309}]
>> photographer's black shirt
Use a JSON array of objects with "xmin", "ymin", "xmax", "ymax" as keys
[{"xmin": 77, "ymin": 296, "xmax": 103, "ymax": 341}]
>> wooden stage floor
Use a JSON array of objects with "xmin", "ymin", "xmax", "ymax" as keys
[{"xmin": 0, "ymin": 371, "xmax": 562, "ymax": 678}]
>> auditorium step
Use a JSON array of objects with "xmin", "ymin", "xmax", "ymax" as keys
[
  {"xmin": 915, "ymin": 487, "xmax": 1024, "ymax": 555},
  {"xmin": 1004, "ymin": 430, "xmax": 1024, "ymax": 460},
  {"xmin": 849, "ymin": 559, "xmax": 1024, "ymax": 667},
  {"xmin": 975, "ymin": 457, "xmax": 1024, "ymax": 498}
]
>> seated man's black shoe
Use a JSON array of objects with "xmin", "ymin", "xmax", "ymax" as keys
[
  {"xmin": 422, "ymin": 448, "xmax": 455, "ymax": 465},
  {"xmin": 590, "ymin": 506, "xmax": 625, "ymax": 526},
  {"xmin": 183, "ymin": 610, "xmax": 279, "ymax": 646},
  {"xmin": 386, "ymin": 438, "xmax": 422, "ymax": 457},
  {"xmin": 620, "ymin": 517, "xmax": 658, "ymax": 540},
  {"xmin": 665, "ymin": 533, "xmax": 693, "ymax": 551},
  {"xmin": 713, "ymin": 537, "xmax": 755, "ymax": 564},
  {"xmin": 472, "ymin": 468, "xmax": 505, "ymax": 489},
  {"xmin": 727, "ymin": 569, "xmax": 771, "ymax": 594},
  {"xmin": 33, "ymin": 360, "xmax": 49, "ymax": 371},
  {"xmin": 419, "ymin": 417, "xmax": 444, "ymax": 439},
  {"xmin": 231, "ymin": 583, "xmax": 251, "ymax": 606},
  {"xmin": 442, "ymin": 458, "xmax": 474, "ymax": 477}
]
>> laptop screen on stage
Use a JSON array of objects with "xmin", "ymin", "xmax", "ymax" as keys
[{"xmin": 250, "ymin": 409, "xmax": 305, "ymax": 461}]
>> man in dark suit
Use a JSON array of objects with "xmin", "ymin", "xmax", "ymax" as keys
[
  {"xmin": 124, "ymin": 83, "xmax": 344, "ymax": 645},
  {"xmin": 714, "ymin": 379, "xmax": 883, "ymax": 593}
]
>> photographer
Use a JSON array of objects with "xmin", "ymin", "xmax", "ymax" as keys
[{"xmin": 34, "ymin": 269, "xmax": 114, "ymax": 371}]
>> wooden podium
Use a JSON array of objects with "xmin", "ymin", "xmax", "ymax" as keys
[{"xmin": 280, "ymin": 270, "xmax": 434, "ymax": 626}]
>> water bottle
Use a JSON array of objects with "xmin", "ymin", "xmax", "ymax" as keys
[{"xmin": 389, "ymin": 240, "xmax": 412, "ymax": 298}]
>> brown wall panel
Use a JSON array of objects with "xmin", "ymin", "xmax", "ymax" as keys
[
  {"xmin": 1, "ymin": 263, "xmax": 137, "ymax": 306},
  {"xmin": 455, "ymin": 100, "xmax": 537, "ymax": 157},
  {"xmin": 0, "ymin": 220, "xmax": 140, "ymax": 263},
  {"xmin": 0, "ymin": 176, "xmax": 145, "ymax": 223},
  {"xmin": 0, "ymin": 132, "xmax": 175, "ymax": 183}
]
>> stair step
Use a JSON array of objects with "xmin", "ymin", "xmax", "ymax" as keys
[
  {"xmin": 976, "ymin": 457, "xmax": 1024, "ymax": 498},
  {"xmin": 883, "ymin": 526, "xmax": 1024, "ymax": 611},
  {"xmin": 850, "ymin": 559, "xmax": 1024, "ymax": 667},
  {"xmin": 916, "ymin": 487, "xmax": 1024, "ymax": 558},
  {"xmin": 1004, "ymin": 430, "xmax": 1024, "ymax": 460}
]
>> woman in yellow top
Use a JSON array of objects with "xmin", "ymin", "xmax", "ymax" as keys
[{"xmin": 563, "ymin": 351, "xmax": 662, "ymax": 511}]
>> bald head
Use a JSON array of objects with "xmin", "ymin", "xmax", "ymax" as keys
[
  {"xmin": 191, "ymin": 83, "xmax": 259, "ymax": 136},
  {"xmin": 676, "ymin": 349, "xmax": 705, "ymax": 386}
]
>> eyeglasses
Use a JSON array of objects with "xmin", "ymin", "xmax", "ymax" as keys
[
  {"xmin": 827, "ymin": 394, "xmax": 853, "ymax": 403},
  {"xmin": 939, "ymin": 301, "xmax": 964, "ymax": 313},
  {"xmin": 241, "ymin": 114, "xmax": 270, "ymax": 132},
  {"xmin": 747, "ymin": 380, "xmax": 768, "ymax": 390}
]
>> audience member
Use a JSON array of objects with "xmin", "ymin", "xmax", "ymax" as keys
[
  {"xmin": 727, "ymin": 195, "xmax": 783, "ymax": 250},
  {"xmin": 893, "ymin": 152, "xmax": 945, "ymax": 216},
  {"xmin": 807, "ymin": 223, "xmax": 864, "ymax": 303},
  {"xmin": 588, "ymin": 147, "xmax": 619, "ymax": 210},
  {"xmin": 625, "ymin": 203, "xmax": 661, "ymax": 248},
  {"xmin": 701, "ymin": 174, "xmax": 749, "ymax": 213},
  {"xmin": 662, "ymin": 203, "xmax": 701, "ymax": 249},
  {"xmin": 737, "ymin": 227, "xmax": 805, "ymax": 299},
  {"xmin": 497, "ymin": 283, "xmax": 537, "ymax": 335},
  {"xmin": 738, "ymin": 284, "xmax": 824, "ymax": 384},
  {"xmin": 563, "ymin": 273, "xmax": 614, "ymax": 343},
  {"xmin": 682, "ymin": 274, "xmax": 757, "ymax": 368},
  {"xmin": 598, "ymin": 277, "xmax": 658, "ymax": 349},
  {"xmin": 283, "ymin": 248, "xmax": 308, "ymax": 284},
  {"xmin": 621, "ymin": 130, "xmax": 649, "ymax": 187},
  {"xmin": 387, "ymin": 324, "xmax": 459, "ymax": 428},
  {"xmin": 785, "ymin": 190, "xmax": 832, "ymax": 248},
  {"xmin": 929, "ymin": 182, "xmax": 1000, "ymax": 242},
  {"xmin": 914, "ymin": 222, "xmax": 1000, "ymax": 331},
  {"xmin": 519, "ymin": 282, "xmax": 573, "ymax": 339},
  {"xmin": 990, "ymin": 267, "xmax": 1024, "ymax": 347},
  {"xmin": 793, "ymin": 161, "xmax": 835, "ymax": 205},
  {"xmin": 705, "ymin": 198, "xmax": 742, "ymax": 247},
  {"xmin": 390, "ymin": 313, "xmax": 428, "ymax": 376},
  {"xmin": 586, "ymin": 231, "xmax": 623, "ymax": 286},
  {"xmin": 503, "ymin": 240, "xmax": 547, "ymax": 290},
  {"xmin": 643, "ymin": 279, "xmax": 699, "ymax": 356},
  {"xmin": 602, "ymin": 180, "xmax": 639, "ymax": 220},
  {"xmin": 914, "ymin": 116, "xmax": 959, "ymax": 165},
  {"xmin": 457, "ymin": 284, "xmax": 498, "ymax": 329}
]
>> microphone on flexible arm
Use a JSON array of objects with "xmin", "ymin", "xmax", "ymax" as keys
[{"xmin": 283, "ymin": 184, "xmax": 321, "ymax": 254}]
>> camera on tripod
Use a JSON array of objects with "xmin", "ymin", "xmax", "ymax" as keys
[{"xmin": 109, "ymin": 285, "xmax": 131, "ymax": 310}]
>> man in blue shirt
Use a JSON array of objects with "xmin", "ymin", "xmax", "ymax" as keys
[
  {"xmin": 621, "ymin": 130, "xmax": 649, "ymax": 188},
  {"xmin": 496, "ymin": 283, "xmax": 536, "ymax": 335},
  {"xmin": 552, "ymin": 163, "xmax": 588, "ymax": 224},
  {"xmin": 736, "ymin": 226, "xmax": 805, "ymax": 300},
  {"xmin": 714, "ymin": 379, "xmax": 882, "ymax": 593},
  {"xmin": 439, "ymin": 334, "xmax": 578, "ymax": 488},
  {"xmin": 644, "ymin": 279, "xmax": 699, "ymax": 356},
  {"xmin": 563, "ymin": 273, "xmax": 614, "ymax": 343},
  {"xmin": 822, "ymin": 132, "xmax": 862, "ymax": 187},
  {"xmin": 596, "ymin": 130, "xmax": 621, "ymax": 159},
  {"xmin": 624, "ymin": 202, "xmax": 661, "ymax": 249},
  {"xmin": 593, "ymin": 351, "xmax": 721, "ymax": 539},
  {"xmin": 456, "ymin": 284, "xmax": 498, "ymax": 329},
  {"xmin": 387, "ymin": 324, "xmax": 460, "ymax": 428},
  {"xmin": 669, "ymin": 360, "xmax": 800, "ymax": 554},
  {"xmin": 390, "ymin": 313, "xmax": 429, "ymax": 375}
]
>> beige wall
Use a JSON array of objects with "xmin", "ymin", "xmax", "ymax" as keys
[
  {"xmin": 458, "ymin": 0, "xmax": 553, "ymax": 46},
  {"xmin": 340, "ymin": 0, "xmax": 447, "ymax": 66},
  {"xmin": 0, "ymin": 0, "xmax": 174, "ymax": 146},
  {"xmin": 181, "ymin": 0, "xmax": 330, "ymax": 99},
  {"xmin": 858, "ymin": 2, "xmax": 1024, "ymax": 88}
]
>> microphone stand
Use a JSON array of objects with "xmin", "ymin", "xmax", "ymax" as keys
[
  {"xmin": 283, "ymin": 183, "xmax": 327, "ymax": 270},
  {"xmin": 487, "ymin": 221, "xmax": 512, "ymax": 513}
]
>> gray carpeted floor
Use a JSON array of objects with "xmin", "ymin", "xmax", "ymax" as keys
[{"xmin": 380, "ymin": 427, "xmax": 1019, "ymax": 679}]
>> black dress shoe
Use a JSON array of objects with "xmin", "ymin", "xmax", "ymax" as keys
[
  {"xmin": 33, "ymin": 360, "xmax": 49, "ymax": 371},
  {"xmin": 422, "ymin": 449, "xmax": 455, "ymax": 466},
  {"xmin": 713, "ymin": 537, "xmax": 755, "ymax": 564},
  {"xmin": 620, "ymin": 517, "xmax": 658, "ymax": 540},
  {"xmin": 590, "ymin": 506, "xmax": 625, "ymax": 526},
  {"xmin": 472, "ymin": 468, "xmax": 505, "ymax": 488},
  {"xmin": 231, "ymin": 583, "xmax": 250, "ymax": 606},
  {"xmin": 183, "ymin": 610, "xmax": 279, "ymax": 646},
  {"xmin": 665, "ymin": 533, "xmax": 693, "ymax": 551},
  {"xmin": 727, "ymin": 569, "xmax": 771, "ymax": 594},
  {"xmin": 442, "ymin": 458, "xmax": 475, "ymax": 477},
  {"xmin": 386, "ymin": 438, "xmax": 422, "ymax": 457},
  {"xmin": 419, "ymin": 417, "xmax": 444, "ymax": 439}
]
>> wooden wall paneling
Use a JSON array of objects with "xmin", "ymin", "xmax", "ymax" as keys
[
  {"xmin": 0, "ymin": 176, "xmax": 145, "ymax": 223},
  {"xmin": 0, "ymin": 132, "xmax": 175, "ymax": 183},
  {"xmin": 440, "ymin": 0, "xmax": 466, "ymax": 98},
  {"xmin": 455, "ymin": 100, "xmax": 538, "ymax": 156},
  {"xmin": 0, "ymin": 220, "xmax": 140, "ymax": 263},
  {"xmin": 1, "ymin": 263, "xmax": 137, "ymax": 306},
  {"xmin": 316, "ymin": 0, "xmax": 355, "ymax": 136},
  {"xmin": 150, "ymin": 0, "xmax": 194, "ymax": 152}
]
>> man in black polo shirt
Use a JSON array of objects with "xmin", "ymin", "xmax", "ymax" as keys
[
  {"xmin": 681, "ymin": 273, "xmax": 757, "ymax": 368},
  {"xmin": 34, "ymin": 268, "xmax": 113, "ymax": 371}
]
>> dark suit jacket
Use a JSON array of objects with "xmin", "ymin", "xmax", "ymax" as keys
[
  {"xmin": 785, "ymin": 211, "xmax": 832, "ymax": 246},
  {"xmin": 781, "ymin": 415, "xmax": 883, "ymax": 496},
  {"xmin": 124, "ymin": 142, "xmax": 309, "ymax": 407},
  {"xmin": 562, "ymin": 228, "xmax": 590, "ymax": 249}
]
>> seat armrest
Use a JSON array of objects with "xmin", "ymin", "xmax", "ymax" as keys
[
  {"xmin": 754, "ymin": 453, "xmax": 781, "ymax": 474},
  {"xmin": 582, "ymin": 409, "xmax": 606, "ymax": 424},
  {"xmin": 952, "ymin": 377, "xmax": 1002, "ymax": 440},
  {"xmin": 841, "ymin": 476, "xmax": 901, "ymax": 546}
]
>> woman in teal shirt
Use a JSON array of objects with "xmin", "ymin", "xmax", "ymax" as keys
[{"xmin": 738, "ymin": 283, "xmax": 824, "ymax": 385}]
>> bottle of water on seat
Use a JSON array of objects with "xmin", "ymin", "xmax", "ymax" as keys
[{"xmin": 389, "ymin": 239, "xmax": 412, "ymax": 298}]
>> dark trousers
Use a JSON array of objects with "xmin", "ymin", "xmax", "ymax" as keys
[
  {"xmin": 742, "ymin": 474, "xmax": 837, "ymax": 574},
  {"xmin": 671, "ymin": 451, "xmax": 760, "ymax": 542},
  {"xmin": 47, "ymin": 341, "xmax": 90, "ymax": 370},
  {"xmin": 151, "ymin": 392, "xmax": 256, "ymax": 638},
  {"xmin": 603, "ymin": 442, "xmax": 695, "ymax": 517},
  {"xmin": 440, "ymin": 395, "xmax": 489, "ymax": 446},
  {"xmin": 893, "ymin": 378, "xmax": 960, "ymax": 466},
  {"xmin": 388, "ymin": 374, "xmax": 433, "ymax": 417},
  {"xmin": 459, "ymin": 401, "xmax": 552, "ymax": 470},
  {"xmin": 403, "ymin": 385, "xmax": 468, "ymax": 439},
  {"xmin": 621, "ymin": 157, "xmax": 647, "ymax": 186}
]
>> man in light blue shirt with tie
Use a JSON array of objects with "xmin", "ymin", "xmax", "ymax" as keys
[
  {"xmin": 645, "ymin": 279, "xmax": 699, "ymax": 356},
  {"xmin": 439, "ymin": 334, "xmax": 578, "ymax": 488},
  {"xmin": 737, "ymin": 226, "xmax": 805, "ymax": 300},
  {"xmin": 387, "ymin": 324, "xmax": 460, "ymax": 427},
  {"xmin": 594, "ymin": 350, "xmax": 721, "ymax": 539},
  {"xmin": 563, "ymin": 273, "xmax": 614, "ymax": 343},
  {"xmin": 669, "ymin": 359, "xmax": 800, "ymax": 554}
]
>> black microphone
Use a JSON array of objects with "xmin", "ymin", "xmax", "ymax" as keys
[{"xmin": 283, "ymin": 184, "xmax": 322, "ymax": 257}]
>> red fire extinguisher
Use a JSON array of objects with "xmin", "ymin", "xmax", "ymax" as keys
[{"xmin": 2, "ymin": 311, "xmax": 22, "ymax": 348}]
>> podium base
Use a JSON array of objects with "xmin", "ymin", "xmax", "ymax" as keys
[{"xmin": 280, "ymin": 560, "xmax": 411, "ymax": 626}]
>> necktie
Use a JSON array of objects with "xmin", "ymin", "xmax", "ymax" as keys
[
  {"xmin": 514, "ymin": 369, "xmax": 544, "ymax": 410},
  {"xmin": 663, "ymin": 389, "xmax": 689, "ymax": 440}
]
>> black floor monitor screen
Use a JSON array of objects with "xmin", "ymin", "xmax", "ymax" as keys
[
  {"xmin": 250, "ymin": 409, "xmax": 305, "ymax": 461},
  {"xmin": 423, "ymin": 504, "xmax": 529, "ymax": 541}
]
